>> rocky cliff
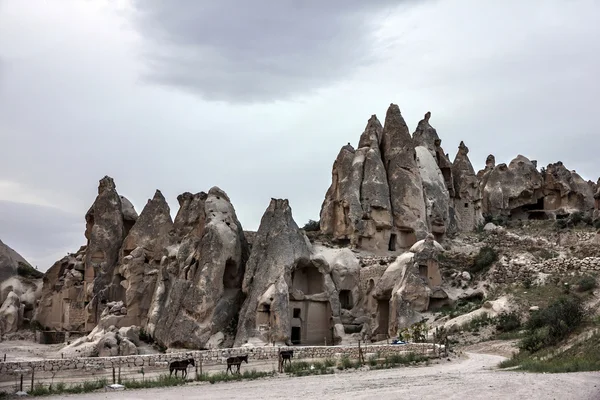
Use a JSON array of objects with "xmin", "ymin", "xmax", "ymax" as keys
[
  {"xmin": 0, "ymin": 240, "xmax": 42, "ymax": 335},
  {"xmin": 5, "ymin": 101, "xmax": 597, "ymax": 353}
]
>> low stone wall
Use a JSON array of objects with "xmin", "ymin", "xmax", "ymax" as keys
[{"xmin": 0, "ymin": 343, "xmax": 438, "ymax": 375}]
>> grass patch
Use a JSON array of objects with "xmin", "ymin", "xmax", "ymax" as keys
[
  {"xmin": 371, "ymin": 353, "xmax": 429, "ymax": 369},
  {"xmin": 29, "ymin": 378, "xmax": 108, "ymax": 396},
  {"xmin": 197, "ymin": 370, "xmax": 273, "ymax": 384},
  {"xmin": 122, "ymin": 374, "xmax": 186, "ymax": 389},
  {"xmin": 284, "ymin": 360, "xmax": 335, "ymax": 376},
  {"xmin": 500, "ymin": 332, "xmax": 600, "ymax": 373}
]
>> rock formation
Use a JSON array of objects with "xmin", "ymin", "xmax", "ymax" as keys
[
  {"xmin": 235, "ymin": 199, "xmax": 312, "ymax": 346},
  {"xmin": 34, "ymin": 176, "xmax": 139, "ymax": 333},
  {"xmin": 12, "ymin": 101, "xmax": 598, "ymax": 354},
  {"xmin": 0, "ymin": 240, "xmax": 42, "ymax": 335},
  {"xmin": 319, "ymin": 116, "xmax": 393, "ymax": 251},
  {"xmin": 372, "ymin": 235, "xmax": 445, "ymax": 337},
  {"xmin": 381, "ymin": 104, "xmax": 428, "ymax": 245},
  {"xmin": 452, "ymin": 141, "xmax": 483, "ymax": 231},
  {"xmin": 148, "ymin": 187, "xmax": 249, "ymax": 349},
  {"xmin": 479, "ymin": 155, "xmax": 544, "ymax": 218},
  {"xmin": 116, "ymin": 190, "xmax": 174, "ymax": 328},
  {"xmin": 542, "ymin": 162, "xmax": 595, "ymax": 213}
]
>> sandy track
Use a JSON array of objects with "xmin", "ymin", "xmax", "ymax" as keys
[{"xmin": 45, "ymin": 352, "xmax": 600, "ymax": 400}]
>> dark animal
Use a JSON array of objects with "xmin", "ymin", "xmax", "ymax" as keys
[
  {"xmin": 226, "ymin": 355, "xmax": 249, "ymax": 374},
  {"xmin": 169, "ymin": 358, "xmax": 195, "ymax": 378},
  {"xmin": 278, "ymin": 350, "xmax": 294, "ymax": 372}
]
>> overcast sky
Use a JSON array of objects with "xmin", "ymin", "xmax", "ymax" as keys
[{"xmin": 1, "ymin": 0, "xmax": 599, "ymax": 271}]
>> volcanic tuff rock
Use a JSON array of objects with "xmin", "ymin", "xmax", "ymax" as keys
[
  {"xmin": 235, "ymin": 199, "xmax": 312, "ymax": 346},
  {"xmin": 0, "ymin": 240, "xmax": 42, "ymax": 334},
  {"xmin": 480, "ymin": 155, "xmax": 544, "ymax": 218},
  {"xmin": 543, "ymin": 162, "xmax": 595, "ymax": 212},
  {"xmin": 451, "ymin": 141, "xmax": 483, "ymax": 232},
  {"xmin": 85, "ymin": 176, "xmax": 131, "ymax": 324},
  {"xmin": 415, "ymin": 146, "xmax": 450, "ymax": 239},
  {"xmin": 115, "ymin": 190, "xmax": 174, "ymax": 328},
  {"xmin": 381, "ymin": 104, "xmax": 428, "ymax": 243},
  {"xmin": 319, "ymin": 116, "xmax": 392, "ymax": 251},
  {"xmin": 148, "ymin": 187, "xmax": 249, "ymax": 349}
]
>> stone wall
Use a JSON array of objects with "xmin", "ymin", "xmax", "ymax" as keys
[
  {"xmin": 491, "ymin": 256, "xmax": 600, "ymax": 284},
  {"xmin": 0, "ymin": 343, "xmax": 438, "ymax": 375}
]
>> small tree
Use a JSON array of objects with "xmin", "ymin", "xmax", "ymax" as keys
[{"xmin": 302, "ymin": 220, "xmax": 320, "ymax": 232}]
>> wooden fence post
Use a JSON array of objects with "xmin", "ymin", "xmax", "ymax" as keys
[{"xmin": 31, "ymin": 368, "xmax": 35, "ymax": 392}]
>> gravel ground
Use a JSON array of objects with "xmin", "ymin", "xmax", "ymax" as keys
[{"xmin": 45, "ymin": 352, "xmax": 600, "ymax": 400}]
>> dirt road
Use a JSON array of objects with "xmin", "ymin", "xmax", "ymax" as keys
[{"xmin": 45, "ymin": 352, "xmax": 600, "ymax": 400}]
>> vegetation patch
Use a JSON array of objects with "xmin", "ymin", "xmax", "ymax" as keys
[
  {"xmin": 285, "ymin": 359, "xmax": 336, "ymax": 376},
  {"xmin": 17, "ymin": 261, "xmax": 44, "ymax": 279},
  {"xmin": 497, "ymin": 296, "xmax": 598, "ymax": 373},
  {"xmin": 197, "ymin": 370, "xmax": 273, "ymax": 383},
  {"xmin": 302, "ymin": 219, "xmax": 320, "ymax": 232},
  {"xmin": 576, "ymin": 275, "xmax": 597, "ymax": 292},
  {"xmin": 500, "ymin": 332, "xmax": 600, "ymax": 373},
  {"xmin": 470, "ymin": 246, "xmax": 499, "ymax": 274}
]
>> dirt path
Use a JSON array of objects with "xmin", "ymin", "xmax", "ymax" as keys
[{"xmin": 45, "ymin": 352, "xmax": 600, "ymax": 400}]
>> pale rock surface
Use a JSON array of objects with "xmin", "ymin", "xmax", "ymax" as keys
[
  {"xmin": 380, "ymin": 104, "xmax": 427, "ymax": 245},
  {"xmin": 452, "ymin": 141, "xmax": 483, "ymax": 231},
  {"xmin": 481, "ymin": 155, "xmax": 544, "ymax": 217},
  {"xmin": 415, "ymin": 146, "xmax": 450, "ymax": 239},
  {"xmin": 0, "ymin": 291, "xmax": 23, "ymax": 334},
  {"xmin": 115, "ymin": 190, "xmax": 174, "ymax": 327},
  {"xmin": 235, "ymin": 199, "xmax": 311, "ymax": 346},
  {"xmin": 149, "ymin": 187, "xmax": 248, "ymax": 349}
]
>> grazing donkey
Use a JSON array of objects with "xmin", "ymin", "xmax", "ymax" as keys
[
  {"xmin": 225, "ymin": 354, "xmax": 249, "ymax": 374},
  {"xmin": 169, "ymin": 358, "xmax": 195, "ymax": 378},
  {"xmin": 278, "ymin": 349, "xmax": 294, "ymax": 372}
]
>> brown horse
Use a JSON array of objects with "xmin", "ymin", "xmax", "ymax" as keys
[
  {"xmin": 226, "ymin": 355, "xmax": 249, "ymax": 374},
  {"xmin": 278, "ymin": 349, "xmax": 294, "ymax": 372},
  {"xmin": 169, "ymin": 358, "xmax": 195, "ymax": 378}
]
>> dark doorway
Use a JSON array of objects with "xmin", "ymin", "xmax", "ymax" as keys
[
  {"xmin": 339, "ymin": 290, "xmax": 353, "ymax": 310},
  {"xmin": 388, "ymin": 234, "xmax": 397, "ymax": 251},
  {"xmin": 291, "ymin": 327, "xmax": 301, "ymax": 345},
  {"xmin": 377, "ymin": 300, "xmax": 390, "ymax": 336}
]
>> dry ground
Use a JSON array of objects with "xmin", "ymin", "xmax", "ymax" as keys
[{"xmin": 41, "ymin": 352, "xmax": 600, "ymax": 400}]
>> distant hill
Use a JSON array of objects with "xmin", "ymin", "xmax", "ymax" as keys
[{"xmin": 0, "ymin": 239, "xmax": 43, "ymax": 282}]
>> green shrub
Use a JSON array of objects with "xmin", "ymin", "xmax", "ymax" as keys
[
  {"xmin": 569, "ymin": 211, "xmax": 584, "ymax": 225},
  {"xmin": 17, "ymin": 262, "xmax": 44, "ymax": 279},
  {"xmin": 496, "ymin": 311, "xmax": 521, "ymax": 332},
  {"xmin": 470, "ymin": 246, "xmax": 498, "ymax": 274},
  {"xmin": 576, "ymin": 275, "xmax": 597, "ymax": 292},
  {"xmin": 283, "ymin": 361, "xmax": 333, "ymax": 376},
  {"xmin": 519, "ymin": 296, "xmax": 586, "ymax": 352},
  {"xmin": 554, "ymin": 219, "xmax": 568, "ymax": 230},
  {"xmin": 302, "ymin": 220, "xmax": 320, "ymax": 232},
  {"xmin": 338, "ymin": 355, "xmax": 353, "ymax": 370}
]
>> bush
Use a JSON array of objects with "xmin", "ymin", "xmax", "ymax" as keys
[
  {"xmin": 576, "ymin": 275, "xmax": 597, "ymax": 292},
  {"xmin": 17, "ymin": 262, "xmax": 44, "ymax": 279},
  {"xmin": 470, "ymin": 246, "xmax": 498, "ymax": 274},
  {"xmin": 554, "ymin": 219, "xmax": 568, "ymax": 230},
  {"xmin": 569, "ymin": 211, "xmax": 584, "ymax": 225},
  {"xmin": 496, "ymin": 311, "xmax": 521, "ymax": 332},
  {"xmin": 519, "ymin": 296, "xmax": 586, "ymax": 352},
  {"xmin": 302, "ymin": 219, "xmax": 320, "ymax": 232}
]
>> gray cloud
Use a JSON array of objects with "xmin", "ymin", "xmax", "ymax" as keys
[{"xmin": 131, "ymin": 0, "xmax": 414, "ymax": 103}]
